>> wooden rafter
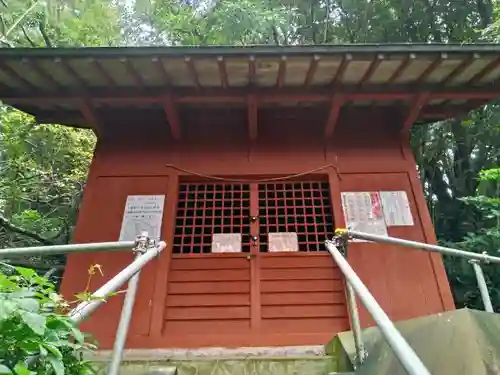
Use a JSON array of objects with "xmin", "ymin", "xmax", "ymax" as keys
[
  {"xmin": 0, "ymin": 60, "xmax": 36, "ymax": 90},
  {"xmin": 441, "ymin": 54, "xmax": 479, "ymax": 86},
  {"xmin": 331, "ymin": 54, "xmax": 352, "ymax": 85},
  {"xmin": 276, "ymin": 56, "xmax": 287, "ymax": 88},
  {"xmin": 304, "ymin": 55, "xmax": 320, "ymax": 86},
  {"xmin": 388, "ymin": 54, "xmax": 415, "ymax": 84},
  {"xmin": 417, "ymin": 54, "xmax": 446, "ymax": 84},
  {"xmin": 57, "ymin": 58, "xmax": 87, "ymax": 88},
  {"xmin": 359, "ymin": 54, "xmax": 383, "ymax": 85},
  {"xmin": 247, "ymin": 94, "xmax": 258, "ymax": 140},
  {"xmin": 121, "ymin": 58, "xmax": 144, "ymax": 88},
  {"xmin": 324, "ymin": 94, "xmax": 345, "ymax": 138},
  {"xmin": 163, "ymin": 95, "xmax": 181, "ymax": 140},
  {"xmin": 468, "ymin": 57, "xmax": 500, "ymax": 86},
  {"xmin": 217, "ymin": 56, "xmax": 229, "ymax": 88},
  {"xmin": 23, "ymin": 59, "xmax": 60, "ymax": 89},
  {"xmin": 401, "ymin": 92, "xmax": 431, "ymax": 133},
  {"xmin": 152, "ymin": 57, "xmax": 171, "ymax": 85},
  {"xmin": 91, "ymin": 59, "xmax": 115, "ymax": 87},
  {"xmin": 248, "ymin": 56, "xmax": 257, "ymax": 86},
  {"xmin": 79, "ymin": 99, "xmax": 103, "ymax": 137},
  {"xmin": 185, "ymin": 56, "xmax": 201, "ymax": 89}
]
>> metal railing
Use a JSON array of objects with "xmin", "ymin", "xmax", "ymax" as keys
[
  {"xmin": 325, "ymin": 238, "xmax": 432, "ymax": 375},
  {"xmin": 0, "ymin": 231, "xmax": 166, "ymax": 375},
  {"xmin": 328, "ymin": 228, "xmax": 500, "ymax": 374}
]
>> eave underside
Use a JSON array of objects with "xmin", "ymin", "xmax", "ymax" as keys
[{"xmin": 1, "ymin": 44, "xmax": 500, "ymax": 139}]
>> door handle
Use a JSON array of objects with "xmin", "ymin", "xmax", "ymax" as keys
[{"xmin": 246, "ymin": 254, "xmax": 256, "ymax": 260}]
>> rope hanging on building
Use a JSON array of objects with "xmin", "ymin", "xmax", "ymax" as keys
[{"xmin": 165, "ymin": 163, "xmax": 341, "ymax": 183}]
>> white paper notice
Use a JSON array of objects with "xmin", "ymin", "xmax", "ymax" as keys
[
  {"xmin": 341, "ymin": 192, "xmax": 388, "ymax": 240},
  {"xmin": 118, "ymin": 195, "xmax": 165, "ymax": 241},
  {"xmin": 380, "ymin": 191, "xmax": 414, "ymax": 226},
  {"xmin": 212, "ymin": 233, "xmax": 242, "ymax": 253},
  {"xmin": 268, "ymin": 232, "xmax": 299, "ymax": 252}
]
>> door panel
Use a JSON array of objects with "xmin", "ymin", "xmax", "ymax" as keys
[{"xmin": 162, "ymin": 178, "xmax": 349, "ymax": 347}]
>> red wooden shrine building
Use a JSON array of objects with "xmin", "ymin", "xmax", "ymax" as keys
[{"xmin": 1, "ymin": 44, "xmax": 499, "ymax": 349}]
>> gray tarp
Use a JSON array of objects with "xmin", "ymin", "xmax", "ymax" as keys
[{"xmin": 337, "ymin": 308, "xmax": 500, "ymax": 375}]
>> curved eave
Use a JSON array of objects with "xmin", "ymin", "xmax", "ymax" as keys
[{"xmin": 0, "ymin": 44, "xmax": 500, "ymax": 136}]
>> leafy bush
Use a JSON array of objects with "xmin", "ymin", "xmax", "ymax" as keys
[{"xmin": 0, "ymin": 264, "xmax": 97, "ymax": 375}]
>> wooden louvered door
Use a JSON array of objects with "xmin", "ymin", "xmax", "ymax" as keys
[{"xmin": 162, "ymin": 180, "xmax": 348, "ymax": 347}]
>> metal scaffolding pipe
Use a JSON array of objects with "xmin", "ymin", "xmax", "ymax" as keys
[
  {"xmin": 325, "ymin": 240, "xmax": 432, "ymax": 375},
  {"xmin": 107, "ymin": 252, "xmax": 143, "ymax": 375},
  {"xmin": 0, "ymin": 241, "xmax": 136, "ymax": 258},
  {"xmin": 345, "ymin": 282, "xmax": 366, "ymax": 366},
  {"xmin": 347, "ymin": 230, "xmax": 500, "ymax": 264},
  {"xmin": 69, "ymin": 241, "xmax": 166, "ymax": 324},
  {"xmin": 470, "ymin": 260, "xmax": 494, "ymax": 313}
]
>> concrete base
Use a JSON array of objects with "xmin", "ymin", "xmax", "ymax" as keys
[{"xmin": 90, "ymin": 346, "xmax": 342, "ymax": 375}]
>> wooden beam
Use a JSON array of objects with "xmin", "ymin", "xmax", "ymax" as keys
[
  {"xmin": 401, "ymin": 92, "xmax": 431, "ymax": 133},
  {"xmin": 152, "ymin": 57, "xmax": 171, "ymax": 85},
  {"xmin": 217, "ymin": 56, "xmax": 229, "ymax": 88},
  {"xmin": 22, "ymin": 59, "xmax": 61, "ymax": 89},
  {"xmin": 359, "ymin": 54, "xmax": 384, "ymax": 85},
  {"xmin": 468, "ymin": 57, "xmax": 500, "ymax": 86},
  {"xmin": 441, "ymin": 54, "xmax": 479, "ymax": 86},
  {"xmin": 57, "ymin": 58, "xmax": 88, "ymax": 88},
  {"xmin": 0, "ymin": 61, "xmax": 36, "ymax": 90},
  {"xmin": 247, "ymin": 94, "xmax": 258, "ymax": 140},
  {"xmin": 163, "ymin": 95, "xmax": 181, "ymax": 140},
  {"xmin": 91, "ymin": 59, "xmax": 115, "ymax": 87},
  {"xmin": 276, "ymin": 56, "xmax": 287, "ymax": 88},
  {"xmin": 417, "ymin": 54, "xmax": 446, "ymax": 84},
  {"xmin": 2, "ymin": 87, "xmax": 499, "ymax": 105},
  {"xmin": 331, "ymin": 54, "xmax": 352, "ymax": 85},
  {"xmin": 388, "ymin": 54, "xmax": 415, "ymax": 84},
  {"xmin": 184, "ymin": 56, "xmax": 201, "ymax": 89},
  {"xmin": 304, "ymin": 55, "xmax": 320, "ymax": 86},
  {"xmin": 121, "ymin": 58, "xmax": 145, "ymax": 88},
  {"xmin": 325, "ymin": 94, "xmax": 345, "ymax": 138},
  {"xmin": 79, "ymin": 99, "xmax": 103, "ymax": 137},
  {"xmin": 248, "ymin": 55, "xmax": 257, "ymax": 86}
]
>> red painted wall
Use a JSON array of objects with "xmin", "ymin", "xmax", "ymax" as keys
[{"xmin": 60, "ymin": 108, "xmax": 454, "ymax": 349}]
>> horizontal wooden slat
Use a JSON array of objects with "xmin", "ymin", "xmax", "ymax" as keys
[
  {"xmin": 261, "ymin": 279, "xmax": 344, "ymax": 293},
  {"xmin": 167, "ymin": 293, "xmax": 250, "ymax": 307},
  {"xmin": 170, "ymin": 257, "xmax": 249, "ymax": 270},
  {"xmin": 260, "ymin": 254, "xmax": 336, "ymax": 269},
  {"xmin": 169, "ymin": 281, "xmax": 250, "ymax": 294},
  {"xmin": 261, "ymin": 291, "xmax": 344, "ymax": 306},
  {"xmin": 166, "ymin": 306, "xmax": 250, "ymax": 320},
  {"xmin": 169, "ymin": 269, "xmax": 250, "ymax": 282},
  {"xmin": 262, "ymin": 304, "xmax": 347, "ymax": 319},
  {"xmin": 261, "ymin": 317, "xmax": 350, "ymax": 333},
  {"xmin": 163, "ymin": 319, "xmax": 250, "ymax": 334},
  {"xmin": 260, "ymin": 267, "xmax": 339, "ymax": 281}
]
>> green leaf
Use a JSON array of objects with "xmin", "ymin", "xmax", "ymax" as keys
[
  {"xmin": 13, "ymin": 364, "xmax": 33, "ymax": 375},
  {"xmin": 71, "ymin": 326, "xmax": 85, "ymax": 344},
  {"xmin": 15, "ymin": 267, "xmax": 37, "ymax": 280},
  {"xmin": 47, "ymin": 356, "xmax": 65, "ymax": 375},
  {"xmin": 16, "ymin": 298, "xmax": 39, "ymax": 313},
  {"xmin": 20, "ymin": 311, "xmax": 45, "ymax": 335},
  {"xmin": 0, "ymin": 365, "xmax": 12, "ymax": 374},
  {"xmin": 41, "ymin": 343, "xmax": 62, "ymax": 358},
  {"xmin": 0, "ymin": 300, "xmax": 16, "ymax": 321}
]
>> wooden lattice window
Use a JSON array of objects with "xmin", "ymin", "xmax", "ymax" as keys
[
  {"xmin": 173, "ymin": 183, "xmax": 251, "ymax": 254},
  {"xmin": 258, "ymin": 182, "xmax": 334, "ymax": 252}
]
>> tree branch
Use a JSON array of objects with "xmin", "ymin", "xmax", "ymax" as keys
[
  {"xmin": 20, "ymin": 25, "xmax": 37, "ymax": 47},
  {"xmin": 38, "ymin": 19, "xmax": 53, "ymax": 48},
  {"xmin": 0, "ymin": 214, "xmax": 55, "ymax": 246}
]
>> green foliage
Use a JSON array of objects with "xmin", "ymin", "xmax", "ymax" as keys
[{"xmin": 0, "ymin": 265, "xmax": 96, "ymax": 375}]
